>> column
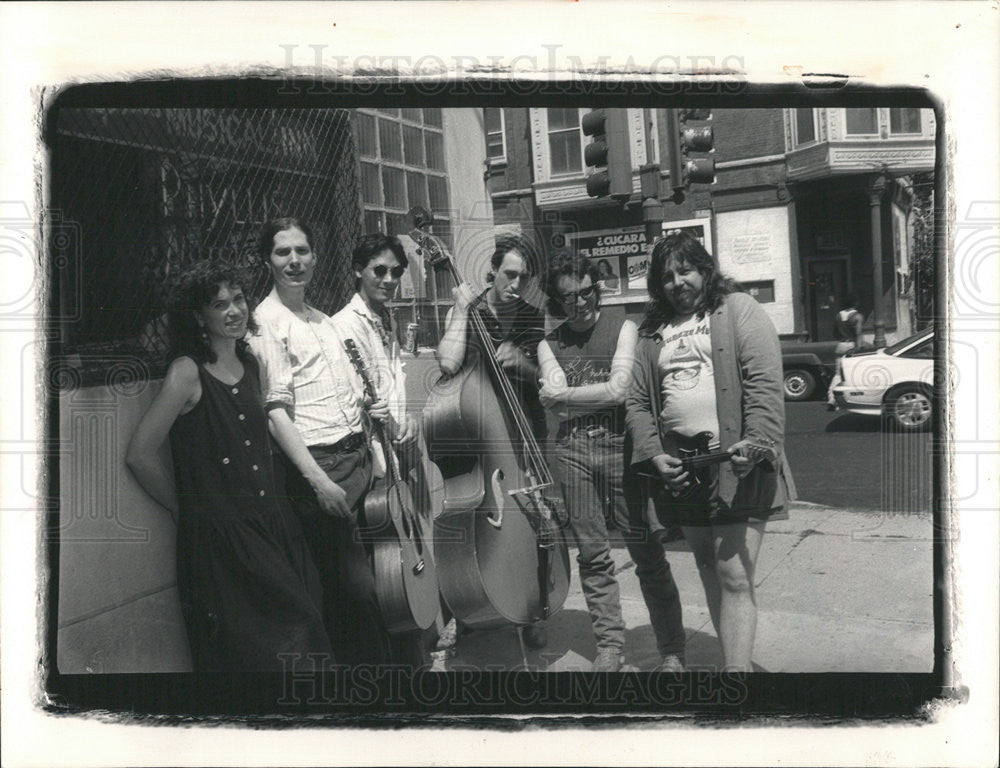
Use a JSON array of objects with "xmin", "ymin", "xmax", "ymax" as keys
[{"xmin": 869, "ymin": 174, "xmax": 888, "ymax": 348}]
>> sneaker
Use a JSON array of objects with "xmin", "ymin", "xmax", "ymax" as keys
[
  {"xmin": 591, "ymin": 648, "xmax": 625, "ymax": 672},
  {"xmin": 654, "ymin": 653, "xmax": 686, "ymax": 673},
  {"xmin": 435, "ymin": 618, "xmax": 458, "ymax": 651},
  {"xmin": 520, "ymin": 622, "xmax": 548, "ymax": 650}
]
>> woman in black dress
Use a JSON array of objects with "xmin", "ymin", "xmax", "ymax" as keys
[{"xmin": 126, "ymin": 260, "xmax": 331, "ymax": 675}]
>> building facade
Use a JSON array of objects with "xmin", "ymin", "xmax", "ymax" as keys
[
  {"xmin": 485, "ymin": 106, "xmax": 935, "ymax": 343},
  {"xmin": 50, "ymin": 107, "xmax": 492, "ymax": 672}
]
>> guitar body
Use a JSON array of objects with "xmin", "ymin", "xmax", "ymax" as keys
[
  {"xmin": 363, "ymin": 478, "xmax": 439, "ymax": 633},
  {"xmin": 342, "ymin": 338, "xmax": 440, "ymax": 635}
]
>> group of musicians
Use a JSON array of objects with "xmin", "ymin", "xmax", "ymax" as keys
[{"xmin": 128, "ymin": 215, "xmax": 792, "ymax": 678}]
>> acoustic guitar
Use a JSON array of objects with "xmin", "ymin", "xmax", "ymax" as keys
[{"xmin": 343, "ymin": 338, "xmax": 439, "ymax": 633}]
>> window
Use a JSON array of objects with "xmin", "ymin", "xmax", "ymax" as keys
[
  {"xmin": 845, "ymin": 108, "xmax": 878, "ymax": 135},
  {"xmin": 889, "ymin": 108, "xmax": 922, "ymax": 135},
  {"xmin": 547, "ymin": 107, "xmax": 583, "ymax": 176},
  {"xmin": 352, "ymin": 109, "xmax": 455, "ymax": 347},
  {"xmin": 742, "ymin": 280, "xmax": 776, "ymax": 303},
  {"xmin": 484, "ymin": 107, "xmax": 506, "ymax": 162},
  {"xmin": 899, "ymin": 339, "xmax": 933, "ymax": 359},
  {"xmin": 795, "ymin": 108, "xmax": 816, "ymax": 144},
  {"xmin": 352, "ymin": 108, "xmax": 451, "ymax": 241}
]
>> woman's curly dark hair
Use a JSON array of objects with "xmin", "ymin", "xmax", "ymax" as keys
[
  {"xmin": 643, "ymin": 231, "xmax": 741, "ymax": 329},
  {"xmin": 545, "ymin": 250, "xmax": 601, "ymax": 318},
  {"xmin": 167, "ymin": 260, "xmax": 258, "ymax": 364}
]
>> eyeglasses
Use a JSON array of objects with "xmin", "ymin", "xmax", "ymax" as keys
[
  {"xmin": 370, "ymin": 264, "xmax": 406, "ymax": 279},
  {"xmin": 558, "ymin": 285, "xmax": 596, "ymax": 304}
]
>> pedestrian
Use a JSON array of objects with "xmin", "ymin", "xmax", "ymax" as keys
[
  {"xmin": 826, "ymin": 293, "xmax": 865, "ymax": 410},
  {"xmin": 249, "ymin": 217, "xmax": 395, "ymax": 668},
  {"xmin": 125, "ymin": 259, "xmax": 331, "ymax": 677},
  {"xmin": 625, "ymin": 231, "xmax": 795, "ymax": 672},
  {"xmin": 538, "ymin": 251, "xmax": 686, "ymax": 672}
]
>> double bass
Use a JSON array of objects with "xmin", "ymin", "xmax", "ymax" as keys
[{"xmin": 414, "ymin": 225, "xmax": 570, "ymax": 630}]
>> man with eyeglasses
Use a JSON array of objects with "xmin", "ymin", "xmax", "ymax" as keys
[
  {"xmin": 330, "ymin": 233, "xmax": 432, "ymax": 668},
  {"xmin": 332, "ymin": 233, "xmax": 418, "ymax": 453},
  {"xmin": 537, "ymin": 252, "xmax": 686, "ymax": 672}
]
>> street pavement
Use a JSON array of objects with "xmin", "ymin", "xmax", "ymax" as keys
[
  {"xmin": 434, "ymin": 504, "xmax": 934, "ymax": 672},
  {"xmin": 784, "ymin": 401, "xmax": 933, "ymax": 511}
]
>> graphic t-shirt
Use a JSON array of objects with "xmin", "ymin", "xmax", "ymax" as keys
[
  {"xmin": 548, "ymin": 311, "xmax": 626, "ymax": 433},
  {"xmin": 657, "ymin": 313, "xmax": 720, "ymax": 445}
]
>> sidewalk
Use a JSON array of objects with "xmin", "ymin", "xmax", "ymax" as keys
[{"xmin": 437, "ymin": 505, "xmax": 935, "ymax": 672}]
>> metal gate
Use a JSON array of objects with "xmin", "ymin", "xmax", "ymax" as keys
[{"xmin": 49, "ymin": 108, "xmax": 361, "ymax": 386}]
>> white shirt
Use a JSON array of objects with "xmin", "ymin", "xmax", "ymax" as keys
[
  {"xmin": 330, "ymin": 293, "xmax": 407, "ymax": 425},
  {"xmin": 250, "ymin": 290, "xmax": 364, "ymax": 447},
  {"xmin": 657, "ymin": 313, "xmax": 721, "ymax": 445}
]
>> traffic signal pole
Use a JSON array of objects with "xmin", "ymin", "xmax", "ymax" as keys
[{"xmin": 640, "ymin": 110, "xmax": 664, "ymax": 245}]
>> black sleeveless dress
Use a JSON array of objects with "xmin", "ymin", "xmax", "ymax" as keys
[{"xmin": 169, "ymin": 355, "xmax": 331, "ymax": 673}]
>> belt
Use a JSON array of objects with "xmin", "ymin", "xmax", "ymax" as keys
[
  {"xmin": 562, "ymin": 424, "xmax": 626, "ymax": 440},
  {"xmin": 312, "ymin": 431, "xmax": 366, "ymax": 454}
]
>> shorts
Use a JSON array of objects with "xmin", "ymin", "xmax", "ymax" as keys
[{"xmin": 651, "ymin": 464, "xmax": 788, "ymax": 528}]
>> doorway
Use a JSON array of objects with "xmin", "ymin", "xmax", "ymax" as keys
[{"xmin": 808, "ymin": 259, "xmax": 848, "ymax": 340}]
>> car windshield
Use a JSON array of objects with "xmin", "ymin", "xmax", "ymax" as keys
[{"xmin": 883, "ymin": 328, "xmax": 933, "ymax": 356}]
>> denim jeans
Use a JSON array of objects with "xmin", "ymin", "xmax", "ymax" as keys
[{"xmin": 556, "ymin": 428, "xmax": 685, "ymax": 657}]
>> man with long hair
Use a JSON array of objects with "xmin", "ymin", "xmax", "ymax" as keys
[{"xmin": 626, "ymin": 231, "xmax": 795, "ymax": 671}]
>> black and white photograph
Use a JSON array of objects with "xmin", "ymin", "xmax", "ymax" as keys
[{"xmin": 1, "ymin": 3, "xmax": 997, "ymax": 767}]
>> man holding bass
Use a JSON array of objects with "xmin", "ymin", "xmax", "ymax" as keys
[{"xmin": 432, "ymin": 233, "xmax": 555, "ymax": 652}]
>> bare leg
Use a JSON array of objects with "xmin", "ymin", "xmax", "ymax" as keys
[
  {"xmin": 714, "ymin": 520, "xmax": 766, "ymax": 671},
  {"xmin": 681, "ymin": 525, "xmax": 721, "ymax": 638}
]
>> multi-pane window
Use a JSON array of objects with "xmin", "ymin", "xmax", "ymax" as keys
[
  {"xmin": 795, "ymin": 108, "xmax": 816, "ymax": 144},
  {"xmin": 547, "ymin": 108, "xmax": 584, "ymax": 176},
  {"xmin": 889, "ymin": 108, "xmax": 922, "ymax": 135},
  {"xmin": 485, "ymin": 107, "xmax": 506, "ymax": 162},
  {"xmin": 353, "ymin": 108, "xmax": 451, "ymax": 242},
  {"xmin": 845, "ymin": 108, "xmax": 878, "ymax": 135},
  {"xmin": 352, "ymin": 108, "xmax": 455, "ymax": 347}
]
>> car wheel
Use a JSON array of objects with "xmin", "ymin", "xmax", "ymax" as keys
[
  {"xmin": 885, "ymin": 386, "xmax": 932, "ymax": 432},
  {"xmin": 783, "ymin": 368, "xmax": 816, "ymax": 401}
]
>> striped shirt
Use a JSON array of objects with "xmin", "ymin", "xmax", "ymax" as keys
[
  {"xmin": 250, "ymin": 290, "xmax": 364, "ymax": 447},
  {"xmin": 330, "ymin": 293, "xmax": 406, "ymax": 425}
]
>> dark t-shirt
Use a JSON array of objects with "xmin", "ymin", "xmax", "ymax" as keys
[
  {"xmin": 465, "ymin": 293, "xmax": 547, "ymax": 439},
  {"xmin": 547, "ymin": 311, "xmax": 627, "ymax": 435}
]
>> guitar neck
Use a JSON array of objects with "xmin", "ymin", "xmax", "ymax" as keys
[
  {"xmin": 344, "ymin": 338, "xmax": 404, "ymax": 483},
  {"xmin": 680, "ymin": 451, "xmax": 732, "ymax": 471}
]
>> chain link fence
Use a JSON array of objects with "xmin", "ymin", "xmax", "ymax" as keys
[{"xmin": 50, "ymin": 108, "xmax": 362, "ymax": 387}]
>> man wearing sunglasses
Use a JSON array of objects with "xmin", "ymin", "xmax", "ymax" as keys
[
  {"xmin": 330, "ymin": 232, "xmax": 432, "ymax": 668},
  {"xmin": 332, "ymin": 233, "xmax": 418, "ymax": 453}
]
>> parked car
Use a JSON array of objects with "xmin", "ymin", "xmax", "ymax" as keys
[
  {"xmin": 830, "ymin": 326, "xmax": 934, "ymax": 431},
  {"xmin": 780, "ymin": 339, "xmax": 840, "ymax": 401}
]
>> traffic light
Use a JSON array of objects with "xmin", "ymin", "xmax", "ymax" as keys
[
  {"xmin": 665, "ymin": 109, "xmax": 716, "ymax": 201},
  {"xmin": 581, "ymin": 108, "xmax": 633, "ymax": 201}
]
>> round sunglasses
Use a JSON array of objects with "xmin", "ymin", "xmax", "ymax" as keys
[{"xmin": 369, "ymin": 264, "xmax": 406, "ymax": 279}]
